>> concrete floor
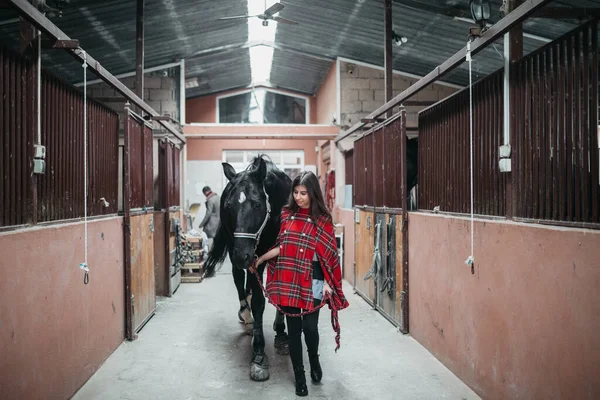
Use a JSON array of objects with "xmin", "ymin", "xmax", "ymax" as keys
[{"xmin": 74, "ymin": 263, "xmax": 480, "ymax": 400}]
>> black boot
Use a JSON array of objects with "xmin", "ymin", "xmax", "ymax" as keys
[
  {"xmin": 308, "ymin": 354, "xmax": 322, "ymax": 383},
  {"xmin": 293, "ymin": 365, "xmax": 308, "ymax": 396}
]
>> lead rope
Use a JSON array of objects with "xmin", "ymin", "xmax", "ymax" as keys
[
  {"xmin": 78, "ymin": 50, "xmax": 89, "ymax": 284},
  {"xmin": 250, "ymin": 267, "xmax": 340, "ymax": 351},
  {"xmin": 465, "ymin": 40, "xmax": 475, "ymax": 272}
]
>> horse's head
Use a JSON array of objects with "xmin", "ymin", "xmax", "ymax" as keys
[{"xmin": 222, "ymin": 157, "xmax": 271, "ymax": 270}]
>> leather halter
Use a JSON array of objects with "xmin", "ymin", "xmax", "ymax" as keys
[{"xmin": 233, "ymin": 186, "xmax": 271, "ymax": 247}]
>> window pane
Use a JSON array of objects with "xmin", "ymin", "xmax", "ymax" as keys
[
  {"xmin": 218, "ymin": 93, "xmax": 252, "ymax": 123},
  {"xmin": 285, "ymin": 168, "xmax": 301, "ymax": 180},
  {"xmin": 224, "ymin": 151, "xmax": 244, "ymax": 163},
  {"xmin": 282, "ymin": 151, "xmax": 303, "ymax": 165},
  {"xmin": 260, "ymin": 151, "xmax": 281, "ymax": 164},
  {"xmin": 218, "ymin": 90, "xmax": 307, "ymax": 124},
  {"xmin": 263, "ymin": 91, "xmax": 306, "ymax": 124}
]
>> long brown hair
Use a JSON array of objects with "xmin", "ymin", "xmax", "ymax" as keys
[{"xmin": 285, "ymin": 171, "xmax": 332, "ymax": 221}]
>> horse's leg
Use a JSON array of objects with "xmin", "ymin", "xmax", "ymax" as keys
[
  {"xmin": 273, "ymin": 309, "xmax": 289, "ymax": 355},
  {"xmin": 232, "ymin": 262, "xmax": 253, "ymax": 326},
  {"xmin": 248, "ymin": 266, "xmax": 269, "ymax": 381}
]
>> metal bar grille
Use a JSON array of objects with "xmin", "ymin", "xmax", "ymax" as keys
[
  {"xmin": 513, "ymin": 21, "xmax": 599, "ymax": 223},
  {"xmin": 0, "ymin": 47, "xmax": 33, "ymax": 226},
  {"xmin": 37, "ymin": 72, "xmax": 119, "ymax": 222},
  {"xmin": 418, "ymin": 70, "xmax": 505, "ymax": 215}
]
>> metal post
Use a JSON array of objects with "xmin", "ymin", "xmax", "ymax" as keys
[
  {"xmin": 163, "ymin": 141, "xmax": 171, "ymax": 297},
  {"xmin": 384, "ymin": 0, "xmax": 393, "ymax": 118},
  {"xmin": 504, "ymin": 0, "xmax": 524, "ymax": 219},
  {"xmin": 399, "ymin": 108, "xmax": 409, "ymax": 334},
  {"xmin": 123, "ymin": 104, "xmax": 136, "ymax": 341},
  {"xmin": 135, "ymin": 0, "xmax": 144, "ymax": 115}
]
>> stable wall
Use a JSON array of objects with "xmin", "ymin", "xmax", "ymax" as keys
[
  {"xmin": 89, "ymin": 74, "xmax": 179, "ymax": 130},
  {"xmin": 0, "ymin": 218, "xmax": 125, "ymax": 400},
  {"xmin": 339, "ymin": 60, "xmax": 459, "ymax": 130},
  {"xmin": 314, "ymin": 62, "xmax": 338, "ymax": 125},
  {"xmin": 408, "ymin": 212, "xmax": 600, "ymax": 400}
]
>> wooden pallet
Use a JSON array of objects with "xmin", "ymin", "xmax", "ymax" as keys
[
  {"xmin": 181, "ymin": 273, "xmax": 202, "ymax": 283},
  {"xmin": 181, "ymin": 262, "xmax": 204, "ymax": 283}
]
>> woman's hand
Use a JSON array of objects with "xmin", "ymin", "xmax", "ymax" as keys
[
  {"xmin": 249, "ymin": 257, "xmax": 261, "ymax": 273},
  {"xmin": 323, "ymin": 281, "xmax": 333, "ymax": 297}
]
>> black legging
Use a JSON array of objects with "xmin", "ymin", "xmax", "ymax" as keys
[{"xmin": 281, "ymin": 299, "xmax": 322, "ymax": 369}]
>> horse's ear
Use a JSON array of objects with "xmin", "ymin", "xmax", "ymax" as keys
[
  {"xmin": 254, "ymin": 158, "xmax": 267, "ymax": 182},
  {"xmin": 222, "ymin": 163, "xmax": 237, "ymax": 182}
]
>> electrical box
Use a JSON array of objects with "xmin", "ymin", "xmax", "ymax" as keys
[
  {"xmin": 34, "ymin": 144, "xmax": 46, "ymax": 159},
  {"xmin": 499, "ymin": 144, "xmax": 511, "ymax": 158},
  {"xmin": 499, "ymin": 158, "xmax": 511, "ymax": 173},
  {"xmin": 33, "ymin": 159, "xmax": 45, "ymax": 174}
]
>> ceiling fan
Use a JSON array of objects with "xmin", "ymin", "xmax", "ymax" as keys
[{"xmin": 219, "ymin": 1, "xmax": 299, "ymax": 27}]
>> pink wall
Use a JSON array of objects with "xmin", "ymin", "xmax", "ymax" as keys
[
  {"xmin": 184, "ymin": 124, "xmax": 339, "ymax": 166},
  {"xmin": 186, "ymin": 138, "xmax": 319, "ymax": 166},
  {"xmin": 408, "ymin": 212, "xmax": 600, "ymax": 400},
  {"xmin": 314, "ymin": 63, "xmax": 338, "ymax": 125},
  {"xmin": 0, "ymin": 218, "xmax": 125, "ymax": 400},
  {"xmin": 186, "ymin": 95, "xmax": 216, "ymax": 123}
]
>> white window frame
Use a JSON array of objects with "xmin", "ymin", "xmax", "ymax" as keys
[
  {"xmin": 216, "ymin": 88, "xmax": 310, "ymax": 125},
  {"xmin": 222, "ymin": 150, "xmax": 305, "ymax": 189}
]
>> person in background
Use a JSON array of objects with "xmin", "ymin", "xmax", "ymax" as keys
[
  {"xmin": 255, "ymin": 171, "xmax": 348, "ymax": 397},
  {"xmin": 198, "ymin": 186, "xmax": 220, "ymax": 247}
]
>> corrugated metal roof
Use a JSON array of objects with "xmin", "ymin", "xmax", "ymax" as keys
[
  {"xmin": 1, "ymin": 0, "xmax": 598, "ymax": 97},
  {"xmin": 269, "ymin": 48, "xmax": 334, "ymax": 94},
  {"xmin": 185, "ymin": 48, "xmax": 252, "ymax": 98}
]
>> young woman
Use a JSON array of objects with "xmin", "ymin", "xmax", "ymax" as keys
[{"xmin": 255, "ymin": 171, "xmax": 348, "ymax": 397}]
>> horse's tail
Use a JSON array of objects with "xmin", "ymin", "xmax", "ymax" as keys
[{"xmin": 203, "ymin": 225, "xmax": 229, "ymax": 278}]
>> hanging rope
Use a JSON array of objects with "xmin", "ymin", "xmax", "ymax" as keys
[
  {"xmin": 465, "ymin": 40, "xmax": 475, "ymax": 271},
  {"xmin": 79, "ymin": 49, "xmax": 90, "ymax": 285}
]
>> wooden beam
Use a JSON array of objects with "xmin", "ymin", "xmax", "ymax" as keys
[
  {"xmin": 50, "ymin": 39, "xmax": 79, "ymax": 49},
  {"xmin": 19, "ymin": 16, "xmax": 36, "ymax": 54},
  {"xmin": 147, "ymin": 115, "xmax": 171, "ymax": 121},
  {"xmin": 361, "ymin": 118, "xmax": 386, "ymax": 123},
  {"xmin": 335, "ymin": 0, "xmax": 553, "ymax": 144},
  {"xmin": 533, "ymin": 7, "xmax": 600, "ymax": 19},
  {"xmin": 403, "ymin": 100, "xmax": 437, "ymax": 106},
  {"xmin": 7, "ymin": 0, "xmax": 185, "ymax": 144}
]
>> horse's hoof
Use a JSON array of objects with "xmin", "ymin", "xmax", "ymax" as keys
[
  {"xmin": 274, "ymin": 333, "xmax": 289, "ymax": 355},
  {"xmin": 238, "ymin": 307, "xmax": 253, "ymax": 325},
  {"xmin": 250, "ymin": 354, "xmax": 270, "ymax": 381}
]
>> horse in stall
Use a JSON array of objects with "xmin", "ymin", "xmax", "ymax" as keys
[{"xmin": 203, "ymin": 155, "xmax": 292, "ymax": 381}]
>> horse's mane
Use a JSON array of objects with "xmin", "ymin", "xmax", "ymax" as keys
[{"xmin": 203, "ymin": 155, "xmax": 291, "ymax": 278}]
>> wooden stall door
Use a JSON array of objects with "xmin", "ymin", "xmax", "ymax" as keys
[
  {"xmin": 354, "ymin": 209, "xmax": 375, "ymax": 304},
  {"xmin": 375, "ymin": 213, "xmax": 397, "ymax": 324},
  {"xmin": 130, "ymin": 212, "xmax": 156, "ymax": 332}
]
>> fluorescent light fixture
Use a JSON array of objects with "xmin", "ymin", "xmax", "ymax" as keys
[{"xmin": 185, "ymin": 77, "xmax": 200, "ymax": 89}]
